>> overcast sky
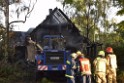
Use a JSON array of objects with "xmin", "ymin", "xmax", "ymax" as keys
[
  {"xmin": 11, "ymin": 0, "xmax": 124, "ymax": 31},
  {"xmin": 107, "ymin": 7, "xmax": 124, "ymax": 23},
  {"xmin": 12, "ymin": 0, "xmax": 62, "ymax": 31}
]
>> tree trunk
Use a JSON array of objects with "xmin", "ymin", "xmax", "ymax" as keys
[{"xmin": 4, "ymin": 0, "xmax": 9, "ymax": 62}]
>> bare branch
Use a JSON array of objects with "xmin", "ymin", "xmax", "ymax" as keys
[
  {"xmin": 26, "ymin": 0, "xmax": 37, "ymax": 17},
  {"xmin": 9, "ymin": 20, "xmax": 26, "ymax": 24},
  {"xmin": 9, "ymin": 0, "xmax": 37, "ymax": 25}
]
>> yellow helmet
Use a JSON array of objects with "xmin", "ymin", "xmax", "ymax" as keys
[
  {"xmin": 98, "ymin": 51, "xmax": 105, "ymax": 56},
  {"xmin": 76, "ymin": 51, "xmax": 84, "ymax": 56},
  {"xmin": 71, "ymin": 53, "xmax": 77, "ymax": 58}
]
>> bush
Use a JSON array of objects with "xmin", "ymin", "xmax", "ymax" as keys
[
  {"xmin": 0, "ymin": 61, "xmax": 26, "ymax": 83},
  {"xmin": 117, "ymin": 70, "xmax": 124, "ymax": 82},
  {"xmin": 0, "ymin": 62, "xmax": 15, "ymax": 82}
]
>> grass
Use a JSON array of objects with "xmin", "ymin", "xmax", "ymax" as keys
[{"xmin": 0, "ymin": 60, "xmax": 124, "ymax": 83}]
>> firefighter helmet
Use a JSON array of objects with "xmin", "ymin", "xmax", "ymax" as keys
[
  {"xmin": 71, "ymin": 53, "xmax": 77, "ymax": 58},
  {"xmin": 98, "ymin": 51, "xmax": 105, "ymax": 56},
  {"xmin": 76, "ymin": 51, "xmax": 84, "ymax": 56},
  {"xmin": 106, "ymin": 47, "xmax": 113, "ymax": 53},
  {"xmin": 77, "ymin": 51, "xmax": 82, "ymax": 55}
]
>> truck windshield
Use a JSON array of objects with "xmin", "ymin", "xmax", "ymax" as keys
[{"xmin": 43, "ymin": 35, "xmax": 65, "ymax": 50}]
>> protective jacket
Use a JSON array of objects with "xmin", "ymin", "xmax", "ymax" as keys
[
  {"xmin": 93, "ymin": 57, "xmax": 107, "ymax": 73},
  {"xmin": 65, "ymin": 56, "xmax": 76, "ymax": 78},
  {"xmin": 78, "ymin": 57, "xmax": 91, "ymax": 75},
  {"xmin": 106, "ymin": 54, "xmax": 117, "ymax": 69}
]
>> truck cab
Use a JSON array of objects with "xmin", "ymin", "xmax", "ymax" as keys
[{"xmin": 35, "ymin": 35, "xmax": 70, "ymax": 71}]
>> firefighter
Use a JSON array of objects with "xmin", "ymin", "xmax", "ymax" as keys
[
  {"xmin": 75, "ymin": 51, "xmax": 82, "ymax": 83},
  {"xmin": 65, "ymin": 53, "xmax": 77, "ymax": 83},
  {"xmin": 105, "ymin": 47, "xmax": 117, "ymax": 83},
  {"xmin": 93, "ymin": 50, "xmax": 108, "ymax": 83},
  {"xmin": 76, "ymin": 51, "xmax": 92, "ymax": 83}
]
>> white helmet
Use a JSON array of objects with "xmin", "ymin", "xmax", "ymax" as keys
[
  {"xmin": 71, "ymin": 53, "xmax": 77, "ymax": 58},
  {"xmin": 76, "ymin": 51, "xmax": 84, "ymax": 56}
]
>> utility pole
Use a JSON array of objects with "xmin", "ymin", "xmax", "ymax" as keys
[
  {"xmin": 86, "ymin": 3, "xmax": 90, "ymax": 39},
  {"xmin": 86, "ymin": 1, "xmax": 91, "ymax": 56}
]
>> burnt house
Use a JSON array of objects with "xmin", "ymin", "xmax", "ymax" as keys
[{"xmin": 29, "ymin": 7, "xmax": 101, "ymax": 56}]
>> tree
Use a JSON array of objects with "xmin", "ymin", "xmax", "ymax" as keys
[
  {"xmin": 112, "ymin": 0, "xmax": 124, "ymax": 41},
  {"xmin": 57, "ymin": 0, "xmax": 112, "ymax": 43},
  {"xmin": 0, "ymin": 0, "xmax": 37, "ymax": 62}
]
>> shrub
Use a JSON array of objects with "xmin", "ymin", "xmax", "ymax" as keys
[{"xmin": 117, "ymin": 70, "xmax": 124, "ymax": 82}]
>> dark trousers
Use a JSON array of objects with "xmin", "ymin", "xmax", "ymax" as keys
[
  {"xmin": 67, "ymin": 78, "xmax": 75, "ymax": 83},
  {"xmin": 75, "ymin": 75, "xmax": 81, "ymax": 83},
  {"xmin": 80, "ymin": 75, "xmax": 91, "ymax": 83}
]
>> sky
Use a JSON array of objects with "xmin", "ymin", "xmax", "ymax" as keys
[
  {"xmin": 9, "ymin": 0, "xmax": 124, "ymax": 32},
  {"xmin": 12, "ymin": 0, "xmax": 63, "ymax": 31},
  {"xmin": 107, "ymin": 7, "xmax": 124, "ymax": 23}
]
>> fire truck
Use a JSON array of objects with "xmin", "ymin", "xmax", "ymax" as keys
[{"xmin": 35, "ymin": 35, "xmax": 71, "ymax": 80}]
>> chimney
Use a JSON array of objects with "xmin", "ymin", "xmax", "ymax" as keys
[{"xmin": 49, "ymin": 9, "xmax": 52, "ymax": 14}]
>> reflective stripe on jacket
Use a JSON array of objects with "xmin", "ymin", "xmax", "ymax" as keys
[
  {"xmin": 65, "ymin": 74, "xmax": 74, "ymax": 78},
  {"xmin": 79, "ymin": 57, "xmax": 91, "ymax": 75},
  {"xmin": 66, "ymin": 60, "xmax": 71, "ymax": 65}
]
